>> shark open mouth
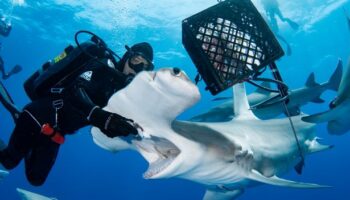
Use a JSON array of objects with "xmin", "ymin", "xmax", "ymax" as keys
[{"xmin": 133, "ymin": 136, "xmax": 180, "ymax": 179}]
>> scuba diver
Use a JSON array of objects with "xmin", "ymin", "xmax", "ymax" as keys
[
  {"xmin": 0, "ymin": 32, "xmax": 154, "ymax": 186},
  {"xmin": 0, "ymin": 16, "xmax": 12, "ymax": 37},
  {"xmin": 260, "ymin": 0, "xmax": 299, "ymax": 56},
  {"xmin": 261, "ymin": 0, "xmax": 299, "ymax": 31},
  {"xmin": 0, "ymin": 16, "xmax": 23, "ymax": 79}
]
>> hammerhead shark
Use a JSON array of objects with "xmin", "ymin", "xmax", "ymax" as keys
[{"xmin": 92, "ymin": 68, "xmax": 332, "ymax": 199}]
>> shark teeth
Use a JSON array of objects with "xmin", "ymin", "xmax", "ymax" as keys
[
  {"xmin": 143, "ymin": 157, "xmax": 176, "ymax": 179},
  {"xmin": 133, "ymin": 137, "xmax": 180, "ymax": 179}
]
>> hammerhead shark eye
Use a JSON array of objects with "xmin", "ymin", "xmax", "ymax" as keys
[{"xmin": 172, "ymin": 68, "xmax": 182, "ymax": 77}]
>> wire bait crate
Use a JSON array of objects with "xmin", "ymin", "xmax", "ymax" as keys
[{"xmin": 182, "ymin": 0, "xmax": 284, "ymax": 95}]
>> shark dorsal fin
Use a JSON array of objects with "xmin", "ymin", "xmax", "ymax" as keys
[
  {"xmin": 305, "ymin": 73, "xmax": 320, "ymax": 87},
  {"xmin": 233, "ymin": 83, "xmax": 257, "ymax": 120}
]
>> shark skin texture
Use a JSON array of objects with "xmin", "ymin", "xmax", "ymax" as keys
[
  {"xmin": 91, "ymin": 68, "xmax": 332, "ymax": 200},
  {"xmin": 190, "ymin": 59, "xmax": 342, "ymax": 122},
  {"xmin": 16, "ymin": 188, "xmax": 57, "ymax": 200},
  {"xmin": 303, "ymin": 59, "xmax": 350, "ymax": 135}
]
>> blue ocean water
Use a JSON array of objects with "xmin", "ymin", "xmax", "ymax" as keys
[{"xmin": 0, "ymin": 0, "xmax": 350, "ymax": 199}]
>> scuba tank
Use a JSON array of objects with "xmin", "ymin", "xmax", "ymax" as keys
[{"xmin": 24, "ymin": 31, "xmax": 118, "ymax": 101}]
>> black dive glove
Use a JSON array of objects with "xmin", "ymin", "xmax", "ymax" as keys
[{"xmin": 88, "ymin": 107, "xmax": 138, "ymax": 138}]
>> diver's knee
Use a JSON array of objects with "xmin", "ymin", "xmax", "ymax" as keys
[
  {"xmin": 25, "ymin": 168, "xmax": 48, "ymax": 186},
  {"xmin": 27, "ymin": 176, "xmax": 46, "ymax": 186}
]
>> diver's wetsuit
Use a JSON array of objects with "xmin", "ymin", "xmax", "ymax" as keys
[{"xmin": 0, "ymin": 59, "xmax": 129, "ymax": 186}]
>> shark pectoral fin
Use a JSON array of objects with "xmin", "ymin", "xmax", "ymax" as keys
[
  {"xmin": 247, "ymin": 169, "xmax": 330, "ymax": 188},
  {"xmin": 311, "ymin": 97, "xmax": 325, "ymax": 103},
  {"xmin": 172, "ymin": 121, "xmax": 241, "ymax": 160},
  {"xmin": 307, "ymin": 138, "xmax": 334, "ymax": 154},
  {"xmin": 203, "ymin": 188, "xmax": 244, "ymax": 200},
  {"xmin": 302, "ymin": 105, "xmax": 343, "ymax": 123}
]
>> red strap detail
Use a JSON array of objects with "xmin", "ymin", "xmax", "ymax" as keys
[
  {"xmin": 41, "ymin": 123, "xmax": 55, "ymax": 136},
  {"xmin": 41, "ymin": 123, "xmax": 65, "ymax": 144},
  {"xmin": 51, "ymin": 132, "xmax": 65, "ymax": 145}
]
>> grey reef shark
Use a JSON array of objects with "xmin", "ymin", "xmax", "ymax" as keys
[
  {"xmin": 92, "ymin": 68, "xmax": 333, "ymax": 200},
  {"xmin": 303, "ymin": 58, "xmax": 350, "ymax": 135},
  {"xmin": 191, "ymin": 59, "xmax": 342, "ymax": 122}
]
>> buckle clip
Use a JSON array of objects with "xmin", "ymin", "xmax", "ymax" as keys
[
  {"xmin": 50, "ymin": 87, "xmax": 64, "ymax": 94},
  {"xmin": 52, "ymin": 99, "xmax": 64, "ymax": 110}
]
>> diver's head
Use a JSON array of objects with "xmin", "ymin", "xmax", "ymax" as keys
[{"xmin": 119, "ymin": 42, "xmax": 154, "ymax": 75}]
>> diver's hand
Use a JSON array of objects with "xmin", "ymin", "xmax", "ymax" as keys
[{"xmin": 88, "ymin": 108, "xmax": 138, "ymax": 137}]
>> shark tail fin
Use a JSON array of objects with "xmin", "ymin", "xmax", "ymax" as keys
[
  {"xmin": 326, "ymin": 59, "xmax": 343, "ymax": 92},
  {"xmin": 248, "ymin": 169, "xmax": 330, "ymax": 188}
]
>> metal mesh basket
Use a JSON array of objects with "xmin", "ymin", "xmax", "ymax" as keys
[{"xmin": 182, "ymin": 0, "xmax": 284, "ymax": 95}]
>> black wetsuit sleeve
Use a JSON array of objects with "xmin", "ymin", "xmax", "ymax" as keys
[
  {"xmin": 68, "ymin": 66, "xmax": 104, "ymax": 117},
  {"xmin": 69, "ymin": 85, "xmax": 97, "ymax": 117},
  {"xmin": 67, "ymin": 62, "xmax": 141, "ymax": 136},
  {"xmin": 68, "ymin": 63, "xmax": 128, "ymax": 118}
]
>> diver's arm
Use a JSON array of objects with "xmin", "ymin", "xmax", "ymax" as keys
[{"xmin": 70, "ymin": 70, "xmax": 138, "ymax": 137}]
